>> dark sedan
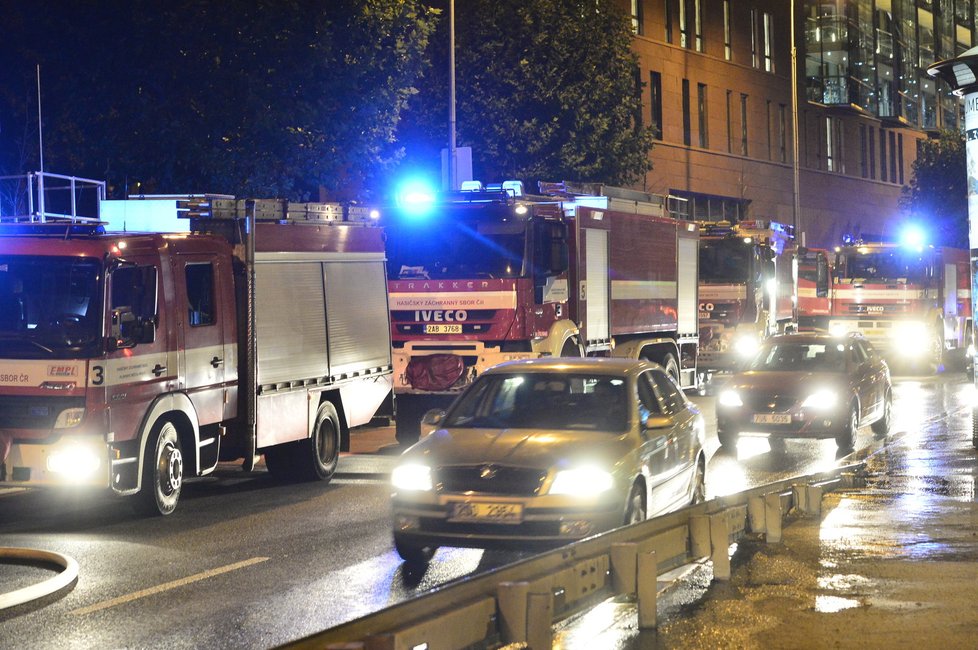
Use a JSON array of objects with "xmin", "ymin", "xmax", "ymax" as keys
[{"xmin": 716, "ymin": 332, "xmax": 891, "ymax": 450}]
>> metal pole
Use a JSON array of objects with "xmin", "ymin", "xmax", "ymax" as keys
[
  {"xmin": 36, "ymin": 64, "xmax": 45, "ymax": 221},
  {"xmin": 790, "ymin": 0, "xmax": 802, "ymax": 236},
  {"xmin": 449, "ymin": 0, "xmax": 458, "ymax": 191}
]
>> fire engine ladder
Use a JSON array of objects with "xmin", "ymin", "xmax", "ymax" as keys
[{"xmin": 0, "ymin": 172, "xmax": 106, "ymax": 223}]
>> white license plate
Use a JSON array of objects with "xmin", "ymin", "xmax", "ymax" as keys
[
  {"xmin": 425, "ymin": 324, "xmax": 462, "ymax": 334},
  {"xmin": 752, "ymin": 413, "xmax": 792, "ymax": 424},
  {"xmin": 449, "ymin": 501, "xmax": 523, "ymax": 523}
]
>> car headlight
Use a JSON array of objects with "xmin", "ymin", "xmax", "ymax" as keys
[
  {"xmin": 47, "ymin": 440, "xmax": 102, "ymax": 480},
  {"xmin": 718, "ymin": 389, "xmax": 744, "ymax": 407},
  {"xmin": 549, "ymin": 467, "xmax": 614, "ymax": 496},
  {"xmin": 801, "ymin": 388, "xmax": 838, "ymax": 410},
  {"xmin": 391, "ymin": 463, "xmax": 433, "ymax": 491},
  {"xmin": 733, "ymin": 334, "xmax": 760, "ymax": 358}
]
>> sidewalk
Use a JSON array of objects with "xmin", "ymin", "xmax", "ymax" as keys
[{"xmin": 558, "ymin": 390, "xmax": 978, "ymax": 648}]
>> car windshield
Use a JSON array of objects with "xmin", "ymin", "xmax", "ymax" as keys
[
  {"xmin": 444, "ymin": 372, "xmax": 630, "ymax": 432},
  {"xmin": 0, "ymin": 255, "xmax": 103, "ymax": 358},
  {"xmin": 747, "ymin": 341, "xmax": 846, "ymax": 372}
]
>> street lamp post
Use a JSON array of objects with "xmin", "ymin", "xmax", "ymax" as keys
[
  {"xmin": 927, "ymin": 47, "xmax": 978, "ymax": 447},
  {"xmin": 448, "ymin": 0, "xmax": 457, "ymax": 191},
  {"xmin": 790, "ymin": 0, "xmax": 802, "ymax": 240}
]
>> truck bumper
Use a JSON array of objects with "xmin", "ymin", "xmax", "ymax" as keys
[{"xmin": 0, "ymin": 435, "xmax": 111, "ymax": 489}]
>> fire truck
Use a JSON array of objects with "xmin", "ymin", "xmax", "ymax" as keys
[
  {"xmin": 696, "ymin": 220, "xmax": 797, "ymax": 374},
  {"xmin": 796, "ymin": 247, "xmax": 832, "ymax": 330},
  {"xmin": 384, "ymin": 180, "xmax": 700, "ymax": 443},
  {"xmin": 0, "ymin": 173, "xmax": 392, "ymax": 515},
  {"xmin": 803, "ymin": 237, "xmax": 972, "ymax": 373}
]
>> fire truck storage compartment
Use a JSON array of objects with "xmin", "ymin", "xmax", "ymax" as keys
[
  {"xmin": 678, "ymin": 236, "xmax": 697, "ymax": 333},
  {"xmin": 254, "ymin": 259, "xmax": 389, "ymax": 386}
]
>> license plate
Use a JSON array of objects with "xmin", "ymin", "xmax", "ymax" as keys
[
  {"xmin": 449, "ymin": 501, "xmax": 523, "ymax": 523},
  {"xmin": 425, "ymin": 324, "xmax": 462, "ymax": 334},
  {"xmin": 752, "ymin": 413, "xmax": 792, "ymax": 424}
]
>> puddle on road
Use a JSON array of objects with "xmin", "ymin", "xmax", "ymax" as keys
[{"xmin": 814, "ymin": 595, "xmax": 862, "ymax": 612}]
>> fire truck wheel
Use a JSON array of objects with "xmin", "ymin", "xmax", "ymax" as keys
[
  {"xmin": 133, "ymin": 420, "xmax": 183, "ymax": 516},
  {"xmin": 661, "ymin": 353, "xmax": 680, "ymax": 384},
  {"xmin": 973, "ymin": 407, "xmax": 978, "ymax": 449},
  {"xmin": 835, "ymin": 403, "xmax": 859, "ymax": 451},
  {"xmin": 394, "ymin": 536, "xmax": 436, "ymax": 564},
  {"xmin": 871, "ymin": 390, "xmax": 892, "ymax": 437},
  {"xmin": 301, "ymin": 402, "xmax": 341, "ymax": 482}
]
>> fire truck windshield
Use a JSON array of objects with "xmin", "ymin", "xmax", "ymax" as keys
[
  {"xmin": 0, "ymin": 255, "xmax": 103, "ymax": 358},
  {"xmin": 699, "ymin": 239, "xmax": 753, "ymax": 282},
  {"xmin": 838, "ymin": 249, "xmax": 930, "ymax": 282},
  {"xmin": 386, "ymin": 218, "xmax": 527, "ymax": 280}
]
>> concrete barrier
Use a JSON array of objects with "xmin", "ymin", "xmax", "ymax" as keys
[{"xmin": 283, "ymin": 463, "xmax": 865, "ymax": 650}]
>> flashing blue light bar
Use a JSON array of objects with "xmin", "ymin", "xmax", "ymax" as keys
[
  {"xmin": 900, "ymin": 224, "xmax": 925, "ymax": 249},
  {"xmin": 395, "ymin": 178, "xmax": 438, "ymax": 217}
]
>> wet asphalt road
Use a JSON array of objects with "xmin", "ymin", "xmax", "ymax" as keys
[{"xmin": 0, "ymin": 373, "xmax": 971, "ymax": 648}]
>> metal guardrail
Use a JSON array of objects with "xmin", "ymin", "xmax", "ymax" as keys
[{"xmin": 283, "ymin": 462, "xmax": 866, "ymax": 650}]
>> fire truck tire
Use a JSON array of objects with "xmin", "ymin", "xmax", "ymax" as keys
[
  {"xmin": 871, "ymin": 390, "xmax": 892, "ymax": 437},
  {"xmin": 133, "ymin": 420, "xmax": 183, "ymax": 516},
  {"xmin": 661, "ymin": 353, "xmax": 680, "ymax": 384},
  {"xmin": 972, "ymin": 407, "xmax": 978, "ymax": 449},
  {"xmin": 394, "ymin": 535, "xmax": 437, "ymax": 564},
  {"xmin": 267, "ymin": 402, "xmax": 341, "ymax": 483},
  {"xmin": 560, "ymin": 338, "xmax": 583, "ymax": 357},
  {"xmin": 395, "ymin": 396, "xmax": 428, "ymax": 446}
]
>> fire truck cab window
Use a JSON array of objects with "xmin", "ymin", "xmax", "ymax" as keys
[
  {"xmin": 186, "ymin": 263, "xmax": 215, "ymax": 327},
  {"xmin": 699, "ymin": 238, "xmax": 752, "ymax": 282}
]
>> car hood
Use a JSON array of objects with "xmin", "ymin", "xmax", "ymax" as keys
[
  {"xmin": 727, "ymin": 370, "xmax": 847, "ymax": 396},
  {"xmin": 400, "ymin": 427, "xmax": 634, "ymax": 470}
]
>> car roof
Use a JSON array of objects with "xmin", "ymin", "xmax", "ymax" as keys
[
  {"xmin": 765, "ymin": 331, "xmax": 866, "ymax": 345},
  {"xmin": 485, "ymin": 356, "xmax": 655, "ymax": 378}
]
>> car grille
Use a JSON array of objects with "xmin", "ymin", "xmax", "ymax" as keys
[
  {"xmin": 420, "ymin": 518, "xmax": 562, "ymax": 537},
  {"xmin": 436, "ymin": 465, "xmax": 548, "ymax": 496},
  {"xmin": 743, "ymin": 394, "xmax": 797, "ymax": 412}
]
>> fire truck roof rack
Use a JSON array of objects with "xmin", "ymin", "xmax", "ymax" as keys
[
  {"xmin": 538, "ymin": 181, "xmax": 690, "ymax": 221},
  {"xmin": 0, "ymin": 172, "xmax": 106, "ymax": 224},
  {"xmin": 125, "ymin": 194, "xmax": 378, "ymax": 224}
]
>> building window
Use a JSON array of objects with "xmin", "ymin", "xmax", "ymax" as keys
[
  {"xmin": 665, "ymin": 0, "xmax": 673, "ymax": 43},
  {"xmin": 898, "ymin": 134, "xmax": 904, "ymax": 184},
  {"xmin": 631, "ymin": 0, "xmax": 644, "ymax": 35},
  {"xmin": 750, "ymin": 9, "xmax": 758, "ymax": 68},
  {"xmin": 740, "ymin": 94, "xmax": 749, "ymax": 156},
  {"xmin": 723, "ymin": 0, "xmax": 731, "ymax": 60},
  {"xmin": 679, "ymin": 0, "xmax": 688, "ymax": 48},
  {"xmin": 698, "ymin": 83, "xmax": 709, "ymax": 148},
  {"xmin": 767, "ymin": 101, "xmax": 773, "ymax": 159},
  {"xmin": 683, "ymin": 79, "xmax": 692, "ymax": 146},
  {"xmin": 694, "ymin": 0, "xmax": 703, "ymax": 51},
  {"xmin": 762, "ymin": 12, "xmax": 774, "ymax": 72},
  {"xmin": 825, "ymin": 117, "xmax": 844, "ymax": 173},
  {"xmin": 880, "ymin": 129, "xmax": 888, "ymax": 181},
  {"xmin": 778, "ymin": 104, "xmax": 787, "ymax": 163},
  {"xmin": 889, "ymin": 131, "xmax": 898, "ymax": 182},
  {"xmin": 650, "ymin": 71, "xmax": 663, "ymax": 140},
  {"xmin": 726, "ymin": 90, "xmax": 733, "ymax": 153},
  {"xmin": 860, "ymin": 125, "xmax": 869, "ymax": 178},
  {"xmin": 868, "ymin": 128, "xmax": 876, "ymax": 180}
]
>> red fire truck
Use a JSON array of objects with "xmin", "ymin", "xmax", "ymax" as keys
[
  {"xmin": 384, "ymin": 180, "xmax": 700, "ymax": 443},
  {"xmin": 804, "ymin": 237, "xmax": 972, "ymax": 372},
  {"xmin": 696, "ymin": 220, "xmax": 797, "ymax": 374},
  {"xmin": 796, "ymin": 247, "xmax": 832, "ymax": 330},
  {"xmin": 0, "ymin": 174, "xmax": 392, "ymax": 514}
]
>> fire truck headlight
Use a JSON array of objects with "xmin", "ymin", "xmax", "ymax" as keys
[
  {"xmin": 829, "ymin": 323, "xmax": 849, "ymax": 337},
  {"xmin": 391, "ymin": 463, "xmax": 433, "ymax": 491},
  {"xmin": 890, "ymin": 321, "xmax": 927, "ymax": 350},
  {"xmin": 733, "ymin": 334, "xmax": 760, "ymax": 358},
  {"xmin": 54, "ymin": 408, "xmax": 85, "ymax": 429},
  {"xmin": 47, "ymin": 440, "xmax": 102, "ymax": 480}
]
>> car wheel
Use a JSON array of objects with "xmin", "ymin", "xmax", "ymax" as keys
[
  {"xmin": 394, "ymin": 536, "xmax": 436, "ymax": 565},
  {"xmin": 690, "ymin": 460, "xmax": 706, "ymax": 504},
  {"xmin": 717, "ymin": 427, "xmax": 738, "ymax": 449},
  {"xmin": 624, "ymin": 483, "xmax": 647, "ymax": 525},
  {"xmin": 871, "ymin": 390, "xmax": 892, "ymax": 437},
  {"xmin": 835, "ymin": 402, "xmax": 858, "ymax": 450},
  {"xmin": 133, "ymin": 420, "xmax": 183, "ymax": 516}
]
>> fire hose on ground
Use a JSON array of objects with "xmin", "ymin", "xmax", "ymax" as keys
[{"xmin": 0, "ymin": 547, "xmax": 79, "ymax": 611}]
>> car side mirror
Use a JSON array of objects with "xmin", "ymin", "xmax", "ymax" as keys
[
  {"xmin": 419, "ymin": 408, "xmax": 446, "ymax": 439},
  {"xmin": 643, "ymin": 415, "xmax": 675, "ymax": 431}
]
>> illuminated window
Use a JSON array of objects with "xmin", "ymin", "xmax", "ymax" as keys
[
  {"xmin": 631, "ymin": 0, "xmax": 644, "ymax": 35},
  {"xmin": 723, "ymin": 0, "xmax": 731, "ymax": 59}
]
